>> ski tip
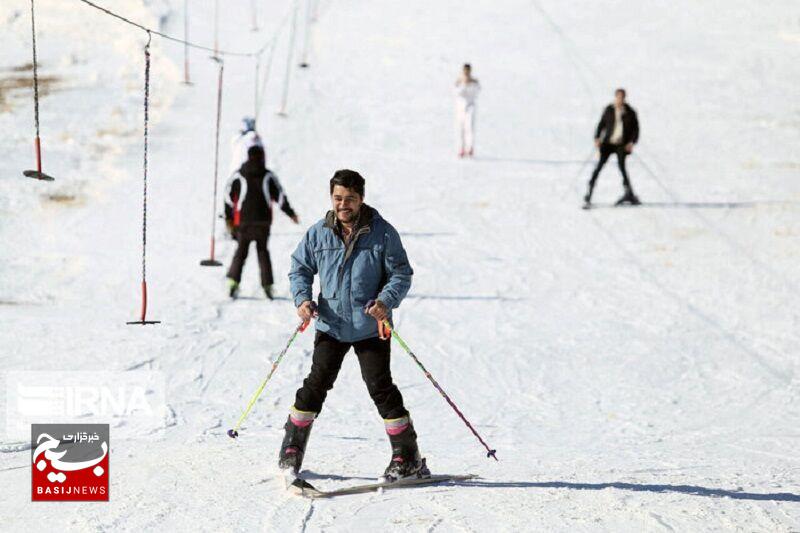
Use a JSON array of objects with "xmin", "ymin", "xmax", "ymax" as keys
[
  {"xmin": 288, "ymin": 477, "xmax": 322, "ymax": 497},
  {"xmin": 227, "ymin": 429, "xmax": 239, "ymax": 439}
]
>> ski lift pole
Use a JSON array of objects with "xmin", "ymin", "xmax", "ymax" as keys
[
  {"xmin": 255, "ymin": 8, "xmax": 293, "ymax": 125},
  {"xmin": 213, "ymin": 0, "xmax": 219, "ymax": 57},
  {"xmin": 200, "ymin": 57, "xmax": 224, "ymax": 267},
  {"xmin": 299, "ymin": 0, "xmax": 312, "ymax": 68},
  {"xmin": 250, "ymin": 0, "xmax": 258, "ymax": 31},
  {"xmin": 276, "ymin": 0, "xmax": 299, "ymax": 116},
  {"xmin": 182, "ymin": 0, "xmax": 191, "ymax": 84},
  {"xmin": 254, "ymin": 57, "xmax": 260, "ymax": 120}
]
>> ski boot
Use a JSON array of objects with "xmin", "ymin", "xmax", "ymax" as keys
[
  {"xmin": 582, "ymin": 184, "xmax": 595, "ymax": 210},
  {"xmin": 227, "ymin": 278, "xmax": 239, "ymax": 299},
  {"xmin": 615, "ymin": 189, "xmax": 641, "ymax": 206},
  {"xmin": 381, "ymin": 416, "xmax": 430, "ymax": 483},
  {"xmin": 278, "ymin": 408, "xmax": 316, "ymax": 476},
  {"xmin": 263, "ymin": 284, "xmax": 274, "ymax": 301}
]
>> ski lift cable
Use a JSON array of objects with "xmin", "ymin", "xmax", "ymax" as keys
[{"xmin": 75, "ymin": 0, "xmax": 278, "ymax": 59}]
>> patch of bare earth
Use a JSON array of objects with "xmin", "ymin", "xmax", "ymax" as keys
[
  {"xmin": 0, "ymin": 62, "xmax": 61, "ymax": 113},
  {"xmin": 41, "ymin": 192, "xmax": 85, "ymax": 207}
]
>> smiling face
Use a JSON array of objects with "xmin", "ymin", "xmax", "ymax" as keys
[
  {"xmin": 614, "ymin": 89, "xmax": 626, "ymax": 108},
  {"xmin": 331, "ymin": 185, "xmax": 363, "ymax": 224}
]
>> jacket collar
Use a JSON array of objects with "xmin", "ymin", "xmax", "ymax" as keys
[
  {"xmin": 609, "ymin": 103, "xmax": 632, "ymax": 115},
  {"xmin": 324, "ymin": 204, "xmax": 376, "ymax": 232}
]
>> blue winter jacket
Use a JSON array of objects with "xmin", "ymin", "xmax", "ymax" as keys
[{"xmin": 289, "ymin": 205, "xmax": 413, "ymax": 342}]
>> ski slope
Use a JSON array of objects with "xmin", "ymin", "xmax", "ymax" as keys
[{"xmin": 2, "ymin": 0, "xmax": 800, "ymax": 530}]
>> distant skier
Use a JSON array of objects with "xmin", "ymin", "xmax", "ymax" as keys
[
  {"xmin": 454, "ymin": 63, "xmax": 480, "ymax": 158},
  {"xmin": 584, "ymin": 88, "xmax": 641, "ymax": 207},
  {"xmin": 280, "ymin": 169, "xmax": 425, "ymax": 482},
  {"xmin": 225, "ymin": 145, "xmax": 298, "ymax": 300},
  {"xmin": 225, "ymin": 117, "xmax": 264, "ymax": 237},
  {"xmin": 230, "ymin": 116, "xmax": 263, "ymax": 175}
]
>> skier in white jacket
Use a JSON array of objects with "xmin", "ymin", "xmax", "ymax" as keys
[
  {"xmin": 454, "ymin": 63, "xmax": 480, "ymax": 158},
  {"xmin": 230, "ymin": 117, "xmax": 264, "ymax": 175}
]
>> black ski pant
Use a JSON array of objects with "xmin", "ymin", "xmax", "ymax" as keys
[
  {"xmin": 227, "ymin": 224, "xmax": 273, "ymax": 287},
  {"xmin": 294, "ymin": 331, "xmax": 408, "ymax": 420},
  {"xmin": 588, "ymin": 143, "xmax": 634, "ymax": 195}
]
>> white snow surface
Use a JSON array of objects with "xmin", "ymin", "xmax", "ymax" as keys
[{"xmin": 2, "ymin": 0, "xmax": 800, "ymax": 530}]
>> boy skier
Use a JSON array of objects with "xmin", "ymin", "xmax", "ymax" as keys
[{"xmin": 225, "ymin": 145, "xmax": 298, "ymax": 299}]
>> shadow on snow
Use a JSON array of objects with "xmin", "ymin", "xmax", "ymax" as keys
[
  {"xmin": 454, "ymin": 479, "xmax": 800, "ymax": 502},
  {"xmin": 405, "ymin": 294, "xmax": 527, "ymax": 302},
  {"xmin": 474, "ymin": 156, "xmax": 589, "ymax": 166},
  {"xmin": 588, "ymin": 201, "xmax": 794, "ymax": 210}
]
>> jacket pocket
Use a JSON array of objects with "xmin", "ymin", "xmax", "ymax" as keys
[
  {"xmin": 315, "ymin": 247, "xmax": 342, "ymax": 298},
  {"xmin": 350, "ymin": 246, "xmax": 383, "ymax": 302},
  {"xmin": 317, "ymin": 294, "xmax": 339, "ymax": 328}
]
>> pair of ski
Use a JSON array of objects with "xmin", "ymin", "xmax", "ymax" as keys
[{"xmin": 285, "ymin": 472, "xmax": 476, "ymax": 499}]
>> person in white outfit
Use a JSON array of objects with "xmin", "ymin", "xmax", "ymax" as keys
[
  {"xmin": 230, "ymin": 117, "xmax": 264, "ymax": 175},
  {"xmin": 454, "ymin": 63, "xmax": 480, "ymax": 158}
]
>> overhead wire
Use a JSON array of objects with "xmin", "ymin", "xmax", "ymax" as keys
[{"xmin": 76, "ymin": 0, "xmax": 281, "ymax": 59}]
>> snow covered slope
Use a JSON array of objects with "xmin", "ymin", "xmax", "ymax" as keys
[{"xmin": 1, "ymin": 0, "xmax": 800, "ymax": 530}]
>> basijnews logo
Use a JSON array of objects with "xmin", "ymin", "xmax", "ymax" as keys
[{"xmin": 31, "ymin": 423, "xmax": 109, "ymax": 502}]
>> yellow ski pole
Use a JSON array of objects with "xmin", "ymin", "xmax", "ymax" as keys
[{"xmin": 228, "ymin": 315, "xmax": 313, "ymax": 439}]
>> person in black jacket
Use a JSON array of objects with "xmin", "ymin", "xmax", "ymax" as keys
[
  {"xmin": 225, "ymin": 145, "xmax": 299, "ymax": 299},
  {"xmin": 584, "ymin": 88, "xmax": 640, "ymax": 207}
]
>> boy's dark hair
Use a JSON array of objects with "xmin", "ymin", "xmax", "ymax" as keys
[
  {"xmin": 330, "ymin": 169, "xmax": 365, "ymax": 197},
  {"xmin": 615, "ymin": 87, "xmax": 626, "ymax": 97},
  {"xmin": 247, "ymin": 145, "xmax": 265, "ymax": 164},
  {"xmin": 463, "ymin": 63, "xmax": 471, "ymax": 69}
]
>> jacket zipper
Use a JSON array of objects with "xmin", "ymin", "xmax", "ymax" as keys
[{"xmin": 336, "ymin": 225, "xmax": 371, "ymax": 291}]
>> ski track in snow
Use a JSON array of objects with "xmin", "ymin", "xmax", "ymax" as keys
[{"xmin": 2, "ymin": 0, "xmax": 800, "ymax": 531}]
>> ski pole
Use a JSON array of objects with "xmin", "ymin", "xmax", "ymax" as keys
[
  {"xmin": 228, "ymin": 306, "xmax": 316, "ymax": 438},
  {"xmin": 379, "ymin": 317, "xmax": 498, "ymax": 461}
]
